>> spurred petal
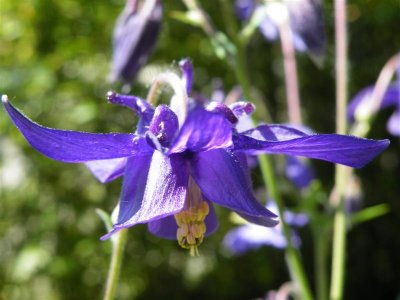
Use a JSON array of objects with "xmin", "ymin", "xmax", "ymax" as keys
[
  {"xmin": 169, "ymin": 106, "xmax": 233, "ymax": 153},
  {"xmin": 148, "ymin": 105, "xmax": 179, "ymax": 147},
  {"xmin": 2, "ymin": 97, "xmax": 152, "ymax": 162},
  {"xmin": 85, "ymin": 158, "xmax": 127, "ymax": 183},
  {"xmin": 191, "ymin": 149, "xmax": 278, "ymax": 227},
  {"xmin": 234, "ymin": 125, "xmax": 390, "ymax": 168},
  {"xmin": 147, "ymin": 200, "xmax": 218, "ymax": 239},
  {"xmin": 112, "ymin": 151, "xmax": 189, "ymax": 231}
]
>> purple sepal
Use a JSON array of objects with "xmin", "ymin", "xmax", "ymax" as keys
[
  {"xmin": 234, "ymin": 124, "xmax": 390, "ymax": 168},
  {"xmin": 191, "ymin": 149, "xmax": 278, "ymax": 227},
  {"xmin": 2, "ymin": 98, "xmax": 152, "ymax": 162},
  {"xmin": 85, "ymin": 158, "xmax": 127, "ymax": 183}
]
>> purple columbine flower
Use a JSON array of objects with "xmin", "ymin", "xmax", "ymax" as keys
[
  {"xmin": 110, "ymin": 0, "xmax": 162, "ymax": 83},
  {"xmin": 224, "ymin": 201, "xmax": 309, "ymax": 255},
  {"xmin": 1, "ymin": 59, "xmax": 389, "ymax": 255},
  {"xmin": 348, "ymin": 82, "xmax": 400, "ymax": 137},
  {"xmin": 235, "ymin": 0, "xmax": 326, "ymax": 60}
]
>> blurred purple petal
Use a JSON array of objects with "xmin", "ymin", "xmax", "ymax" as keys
[
  {"xmin": 285, "ymin": 156, "xmax": 315, "ymax": 189},
  {"xmin": 387, "ymin": 109, "xmax": 400, "ymax": 136},
  {"xmin": 169, "ymin": 106, "xmax": 233, "ymax": 153},
  {"xmin": 347, "ymin": 85, "xmax": 400, "ymax": 121},
  {"xmin": 85, "ymin": 158, "xmax": 127, "ymax": 183},
  {"xmin": 191, "ymin": 149, "xmax": 278, "ymax": 227},
  {"xmin": 2, "ymin": 97, "xmax": 152, "ymax": 162},
  {"xmin": 111, "ymin": 0, "xmax": 162, "ymax": 83},
  {"xmin": 285, "ymin": 0, "xmax": 326, "ymax": 58},
  {"xmin": 235, "ymin": 124, "xmax": 390, "ymax": 168},
  {"xmin": 235, "ymin": 0, "xmax": 256, "ymax": 20},
  {"xmin": 148, "ymin": 200, "xmax": 218, "ymax": 239},
  {"xmin": 223, "ymin": 224, "xmax": 301, "ymax": 255}
]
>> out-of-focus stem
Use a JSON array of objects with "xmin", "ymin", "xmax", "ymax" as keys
[
  {"xmin": 181, "ymin": 0, "xmax": 215, "ymax": 37},
  {"xmin": 330, "ymin": 0, "xmax": 348, "ymax": 299},
  {"xmin": 103, "ymin": 229, "xmax": 128, "ymax": 300},
  {"xmin": 315, "ymin": 230, "xmax": 329, "ymax": 300},
  {"xmin": 278, "ymin": 14, "xmax": 302, "ymax": 125}
]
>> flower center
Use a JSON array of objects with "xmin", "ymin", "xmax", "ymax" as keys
[{"xmin": 174, "ymin": 177, "xmax": 209, "ymax": 256}]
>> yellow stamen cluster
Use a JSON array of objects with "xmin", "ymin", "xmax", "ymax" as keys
[{"xmin": 174, "ymin": 201, "xmax": 209, "ymax": 256}]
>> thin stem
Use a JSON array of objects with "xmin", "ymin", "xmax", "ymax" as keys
[
  {"xmin": 218, "ymin": 0, "xmax": 239, "ymax": 41},
  {"xmin": 103, "ymin": 229, "xmax": 128, "ymax": 300},
  {"xmin": 314, "ymin": 230, "xmax": 329, "ymax": 300},
  {"xmin": 279, "ymin": 13, "xmax": 302, "ymax": 125},
  {"xmin": 330, "ymin": 1, "xmax": 348, "ymax": 299},
  {"xmin": 181, "ymin": 0, "xmax": 215, "ymax": 37}
]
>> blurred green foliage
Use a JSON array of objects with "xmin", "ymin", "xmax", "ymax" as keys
[{"xmin": 1, "ymin": 1, "xmax": 399, "ymax": 299}]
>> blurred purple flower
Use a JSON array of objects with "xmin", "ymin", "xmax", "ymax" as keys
[
  {"xmin": 110, "ymin": 0, "xmax": 162, "ymax": 83},
  {"xmin": 235, "ymin": 0, "xmax": 326, "ymax": 59},
  {"xmin": 348, "ymin": 83, "xmax": 400, "ymax": 137},
  {"xmin": 224, "ymin": 201, "xmax": 309, "ymax": 254},
  {"xmin": 2, "ymin": 60, "xmax": 389, "ymax": 253},
  {"xmin": 285, "ymin": 156, "xmax": 315, "ymax": 189}
]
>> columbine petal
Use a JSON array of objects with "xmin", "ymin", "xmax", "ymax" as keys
[
  {"xmin": 169, "ymin": 106, "xmax": 233, "ymax": 153},
  {"xmin": 85, "ymin": 158, "xmax": 128, "ymax": 183},
  {"xmin": 234, "ymin": 124, "xmax": 390, "ymax": 168},
  {"xmin": 191, "ymin": 149, "xmax": 278, "ymax": 227},
  {"xmin": 148, "ymin": 105, "xmax": 179, "ymax": 147},
  {"xmin": 112, "ymin": 151, "xmax": 188, "ymax": 232},
  {"xmin": 147, "ymin": 200, "xmax": 218, "ymax": 239},
  {"xmin": 2, "ymin": 97, "xmax": 152, "ymax": 162}
]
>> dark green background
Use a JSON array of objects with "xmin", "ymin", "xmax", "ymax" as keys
[{"xmin": 1, "ymin": 1, "xmax": 399, "ymax": 299}]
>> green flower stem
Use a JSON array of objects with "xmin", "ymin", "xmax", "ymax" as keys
[
  {"xmin": 103, "ymin": 229, "xmax": 128, "ymax": 300},
  {"xmin": 314, "ymin": 229, "xmax": 329, "ymax": 300},
  {"xmin": 218, "ymin": 0, "xmax": 239, "ymax": 41},
  {"xmin": 330, "ymin": 0, "xmax": 348, "ymax": 299},
  {"xmin": 235, "ymin": 43, "xmax": 313, "ymax": 300}
]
